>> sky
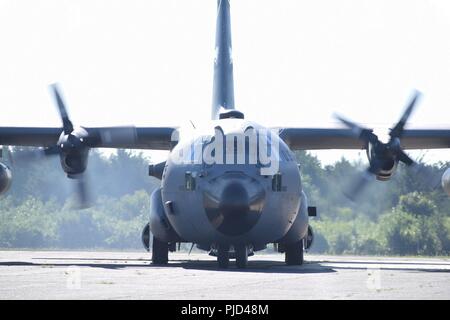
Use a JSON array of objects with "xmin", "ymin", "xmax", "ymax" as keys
[{"xmin": 0, "ymin": 0, "xmax": 449, "ymax": 165}]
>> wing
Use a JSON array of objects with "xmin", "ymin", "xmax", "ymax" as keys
[
  {"xmin": 277, "ymin": 127, "xmax": 450, "ymax": 150},
  {"xmin": 86, "ymin": 127, "xmax": 177, "ymax": 150},
  {"xmin": 0, "ymin": 126, "xmax": 177, "ymax": 150}
]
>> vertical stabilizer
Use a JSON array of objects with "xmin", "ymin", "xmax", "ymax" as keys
[{"xmin": 211, "ymin": 0, "xmax": 235, "ymax": 120}]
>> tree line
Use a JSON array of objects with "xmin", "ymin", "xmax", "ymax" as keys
[
  {"xmin": 296, "ymin": 151, "xmax": 450, "ymax": 255},
  {"xmin": 0, "ymin": 147, "xmax": 449, "ymax": 255}
]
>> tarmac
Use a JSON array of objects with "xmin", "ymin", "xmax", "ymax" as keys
[{"xmin": 0, "ymin": 250, "xmax": 449, "ymax": 299}]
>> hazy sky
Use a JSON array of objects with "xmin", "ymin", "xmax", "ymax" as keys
[{"xmin": 0, "ymin": 0, "xmax": 449, "ymax": 165}]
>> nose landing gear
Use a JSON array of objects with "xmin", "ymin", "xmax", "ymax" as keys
[
  {"xmin": 235, "ymin": 245, "xmax": 248, "ymax": 269},
  {"xmin": 215, "ymin": 244, "xmax": 250, "ymax": 269},
  {"xmin": 217, "ymin": 244, "xmax": 230, "ymax": 269}
]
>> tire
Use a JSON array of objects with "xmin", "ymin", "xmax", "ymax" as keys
[
  {"xmin": 285, "ymin": 241, "xmax": 304, "ymax": 266},
  {"xmin": 235, "ymin": 245, "xmax": 248, "ymax": 269},
  {"xmin": 152, "ymin": 236, "xmax": 169, "ymax": 265},
  {"xmin": 141, "ymin": 223, "xmax": 150, "ymax": 252},
  {"xmin": 217, "ymin": 244, "xmax": 230, "ymax": 269}
]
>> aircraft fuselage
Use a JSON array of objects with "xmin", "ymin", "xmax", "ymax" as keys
[{"xmin": 153, "ymin": 119, "xmax": 309, "ymax": 252}]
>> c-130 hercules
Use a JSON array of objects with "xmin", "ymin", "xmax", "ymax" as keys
[{"xmin": 0, "ymin": 0, "xmax": 449, "ymax": 268}]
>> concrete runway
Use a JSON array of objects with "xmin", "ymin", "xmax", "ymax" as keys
[{"xmin": 0, "ymin": 250, "xmax": 449, "ymax": 299}]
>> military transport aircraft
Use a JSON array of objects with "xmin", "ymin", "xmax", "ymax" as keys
[{"xmin": 0, "ymin": 0, "xmax": 449, "ymax": 268}]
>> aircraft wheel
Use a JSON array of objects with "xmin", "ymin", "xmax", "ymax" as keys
[
  {"xmin": 285, "ymin": 241, "xmax": 304, "ymax": 266},
  {"xmin": 235, "ymin": 245, "xmax": 248, "ymax": 269},
  {"xmin": 217, "ymin": 245, "xmax": 230, "ymax": 269},
  {"xmin": 152, "ymin": 236, "xmax": 169, "ymax": 265}
]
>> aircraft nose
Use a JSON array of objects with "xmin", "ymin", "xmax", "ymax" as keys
[
  {"xmin": 219, "ymin": 182, "xmax": 250, "ymax": 218},
  {"xmin": 203, "ymin": 173, "xmax": 265, "ymax": 236}
]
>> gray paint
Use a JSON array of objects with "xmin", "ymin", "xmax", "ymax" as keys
[
  {"xmin": 160, "ymin": 119, "xmax": 302, "ymax": 248},
  {"xmin": 211, "ymin": 0, "xmax": 235, "ymax": 120},
  {"xmin": 277, "ymin": 190, "xmax": 309, "ymax": 244},
  {"xmin": 149, "ymin": 187, "xmax": 182, "ymax": 242}
]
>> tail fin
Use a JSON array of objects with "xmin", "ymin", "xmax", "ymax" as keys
[{"xmin": 211, "ymin": 0, "xmax": 235, "ymax": 120}]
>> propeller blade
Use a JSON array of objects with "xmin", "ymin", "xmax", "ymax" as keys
[
  {"xmin": 344, "ymin": 158, "xmax": 383, "ymax": 201},
  {"xmin": 390, "ymin": 90, "xmax": 421, "ymax": 138},
  {"xmin": 344, "ymin": 170, "xmax": 375, "ymax": 201},
  {"xmin": 334, "ymin": 114, "xmax": 379, "ymax": 143},
  {"xmin": 397, "ymin": 150, "xmax": 415, "ymax": 166},
  {"xmin": 71, "ymin": 173, "xmax": 92, "ymax": 209},
  {"xmin": 50, "ymin": 83, "xmax": 74, "ymax": 135},
  {"xmin": 334, "ymin": 114, "xmax": 366, "ymax": 135}
]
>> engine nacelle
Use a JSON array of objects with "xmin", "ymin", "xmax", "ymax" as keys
[
  {"xmin": 60, "ymin": 152, "xmax": 89, "ymax": 177},
  {"xmin": 367, "ymin": 144, "xmax": 397, "ymax": 181},
  {"xmin": 375, "ymin": 159, "xmax": 397, "ymax": 181},
  {"xmin": 443, "ymin": 168, "xmax": 450, "ymax": 196},
  {"xmin": 148, "ymin": 187, "xmax": 182, "ymax": 243},
  {"xmin": 0, "ymin": 162, "xmax": 12, "ymax": 195},
  {"xmin": 57, "ymin": 128, "xmax": 90, "ymax": 177}
]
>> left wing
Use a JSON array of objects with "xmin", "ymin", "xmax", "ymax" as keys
[
  {"xmin": 0, "ymin": 84, "xmax": 178, "ymax": 151},
  {"xmin": 278, "ymin": 127, "xmax": 450, "ymax": 150},
  {"xmin": 0, "ymin": 126, "xmax": 177, "ymax": 150},
  {"xmin": 0, "ymin": 124, "xmax": 177, "ymax": 208}
]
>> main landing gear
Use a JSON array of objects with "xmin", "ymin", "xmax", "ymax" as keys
[
  {"xmin": 152, "ymin": 236, "xmax": 170, "ymax": 265},
  {"xmin": 284, "ymin": 240, "xmax": 304, "ymax": 266},
  {"xmin": 235, "ymin": 245, "xmax": 248, "ymax": 269},
  {"xmin": 217, "ymin": 244, "xmax": 230, "ymax": 269}
]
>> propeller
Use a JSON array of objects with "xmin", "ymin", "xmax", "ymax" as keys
[
  {"xmin": 334, "ymin": 90, "xmax": 422, "ymax": 201},
  {"xmin": 52, "ymin": 83, "xmax": 74, "ymax": 135},
  {"xmin": 12, "ymin": 84, "xmax": 92, "ymax": 208},
  {"xmin": 10, "ymin": 83, "xmax": 140, "ymax": 208},
  {"xmin": 49, "ymin": 84, "xmax": 93, "ymax": 208}
]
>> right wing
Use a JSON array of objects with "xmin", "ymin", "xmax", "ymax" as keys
[{"xmin": 277, "ymin": 127, "xmax": 450, "ymax": 150}]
